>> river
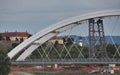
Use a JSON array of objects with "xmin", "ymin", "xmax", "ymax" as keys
[
  {"xmin": 34, "ymin": 72, "xmax": 119, "ymax": 75},
  {"xmin": 11, "ymin": 72, "xmax": 118, "ymax": 75}
]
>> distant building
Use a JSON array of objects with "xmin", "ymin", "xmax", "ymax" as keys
[
  {"xmin": 78, "ymin": 36, "xmax": 83, "ymax": 46},
  {"xmin": 50, "ymin": 36, "xmax": 64, "ymax": 45},
  {"xmin": 0, "ymin": 31, "xmax": 31, "ymax": 42}
]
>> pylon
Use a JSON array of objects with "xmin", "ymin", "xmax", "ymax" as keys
[{"xmin": 88, "ymin": 18, "xmax": 108, "ymax": 58}]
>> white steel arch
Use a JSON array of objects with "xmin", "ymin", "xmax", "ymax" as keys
[{"xmin": 8, "ymin": 10, "xmax": 120, "ymax": 61}]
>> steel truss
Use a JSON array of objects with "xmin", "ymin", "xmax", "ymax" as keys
[{"xmin": 89, "ymin": 18, "xmax": 108, "ymax": 58}]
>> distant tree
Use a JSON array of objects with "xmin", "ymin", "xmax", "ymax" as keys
[
  {"xmin": 20, "ymin": 37, "xmax": 24, "ymax": 43},
  {"xmin": 66, "ymin": 37, "xmax": 74, "ymax": 45},
  {"xmin": 0, "ymin": 45, "xmax": 11, "ymax": 75},
  {"xmin": 107, "ymin": 44, "xmax": 118, "ymax": 58},
  {"xmin": 0, "ymin": 34, "xmax": 2, "ymax": 41},
  {"xmin": 6, "ymin": 36, "xmax": 10, "ymax": 41},
  {"xmin": 54, "ymin": 41, "xmax": 59, "ymax": 47},
  {"xmin": 12, "ymin": 43, "xmax": 19, "ymax": 48},
  {"xmin": 28, "ymin": 34, "xmax": 32, "ymax": 38},
  {"xmin": 15, "ymin": 38, "xmax": 19, "ymax": 41}
]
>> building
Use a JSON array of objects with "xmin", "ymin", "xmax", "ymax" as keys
[
  {"xmin": 50, "ymin": 36, "xmax": 64, "ymax": 45},
  {"xmin": 0, "ymin": 31, "xmax": 31, "ymax": 42},
  {"xmin": 78, "ymin": 36, "xmax": 83, "ymax": 46}
]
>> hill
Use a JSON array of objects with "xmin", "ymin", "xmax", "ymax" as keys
[{"xmin": 70, "ymin": 35, "xmax": 120, "ymax": 45}]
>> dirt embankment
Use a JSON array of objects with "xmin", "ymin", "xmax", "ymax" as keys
[{"xmin": 9, "ymin": 71, "xmax": 34, "ymax": 75}]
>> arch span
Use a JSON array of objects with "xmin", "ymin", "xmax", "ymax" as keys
[{"xmin": 8, "ymin": 10, "xmax": 120, "ymax": 61}]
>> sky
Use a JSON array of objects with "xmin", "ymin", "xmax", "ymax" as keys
[{"xmin": 0, "ymin": 0, "xmax": 120, "ymax": 35}]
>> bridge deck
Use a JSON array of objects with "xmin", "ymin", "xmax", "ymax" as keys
[{"xmin": 11, "ymin": 58, "xmax": 120, "ymax": 65}]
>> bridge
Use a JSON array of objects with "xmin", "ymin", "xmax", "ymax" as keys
[
  {"xmin": 8, "ymin": 9, "xmax": 120, "ymax": 65},
  {"xmin": 11, "ymin": 58, "xmax": 120, "ymax": 65}
]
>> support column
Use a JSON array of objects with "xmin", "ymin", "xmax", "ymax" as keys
[
  {"xmin": 88, "ymin": 18, "xmax": 108, "ymax": 58},
  {"xmin": 89, "ymin": 18, "xmax": 96, "ymax": 58}
]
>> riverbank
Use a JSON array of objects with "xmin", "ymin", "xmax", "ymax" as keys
[
  {"xmin": 10, "ymin": 64, "xmax": 120, "ymax": 75},
  {"xmin": 9, "ymin": 71, "xmax": 120, "ymax": 75},
  {"xmin": 9, "ymin": 71, "xmax": 34, "ymax": 75}
]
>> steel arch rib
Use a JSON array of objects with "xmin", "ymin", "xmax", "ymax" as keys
[
  {"xmin": 8, "ymin": 10, "xmax": 120, "ymax": 60},
  {"xmin": 16, "ymin": 33, "xmax": 58, "ymax": 61}
]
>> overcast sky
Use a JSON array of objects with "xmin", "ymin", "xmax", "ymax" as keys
[{"xmin": 0, "ymin": 0, "xmax": 120, "ymax": 34}]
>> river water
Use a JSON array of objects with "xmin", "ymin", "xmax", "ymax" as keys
[
  {"xmin": 34, "ymin": 73, "xmax": 115, "ymax": 75},
  {"xmin": 35, "ymin": 73, "xmax": 87, "ymax": 75},
  {"xmin": 35, "ymin": 74, "xmax": 83, "ymax": 75}
]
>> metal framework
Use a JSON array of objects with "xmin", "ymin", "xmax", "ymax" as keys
[
  {"xmin": 11, "ymin": 58, "xmax": 120, "ymax": 65},
  {"xmin": 7, "ymin": 10, "xmax": 120, "ymax": 61},
  {"xmin": 89, "ymin": 18, "xmax": 108, "ymax": 58}
]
